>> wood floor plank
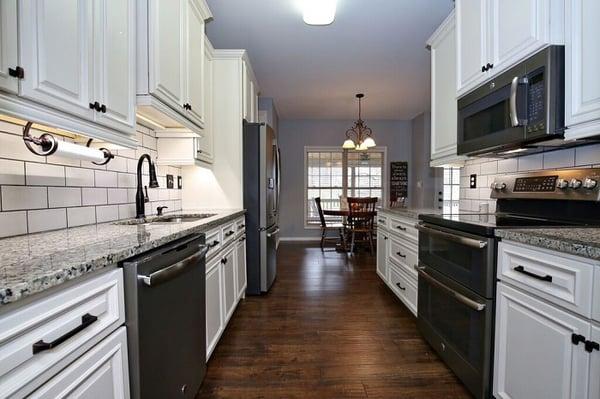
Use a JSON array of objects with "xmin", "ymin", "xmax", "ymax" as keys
[{"xmin": 196, "ymin": 243, "xmax": 471, "ymax": 398}]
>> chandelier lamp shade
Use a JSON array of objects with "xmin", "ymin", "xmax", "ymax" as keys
[{"xmin": 342, "ymin": 94, "xmax": 376, "ymax": 151}]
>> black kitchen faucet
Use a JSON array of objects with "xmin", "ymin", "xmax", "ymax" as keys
[{"xmin": 135, "ymin": 154, "xmax": 159, "ymax": 219}]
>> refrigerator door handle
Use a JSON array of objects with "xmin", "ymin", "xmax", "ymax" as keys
[
  {"xmin": 275, "ymin": 147, "xmax": 281, "ymax": 215},
  {"xmin": 266, "ymin": 227, "xmax": 280, "ymax": 237}
]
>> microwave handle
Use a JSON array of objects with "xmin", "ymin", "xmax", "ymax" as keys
[{"xmin": 510, "ymin": 76, "xmax": 528, "ymax": 127}]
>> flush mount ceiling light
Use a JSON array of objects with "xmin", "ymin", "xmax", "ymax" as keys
[
  {"xmin": 302, "ymin": 0, "xmax": 337, "ymax": 25},
  {"xmin": 342, "ymin": 94, "xmax": 376, "ymax": 151}
]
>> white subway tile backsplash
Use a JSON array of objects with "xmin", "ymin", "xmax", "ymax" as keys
[
  {"xmin": 0, "ymin": 211, "xmax": 28, "ymax": 238},
  {"xmin": 48, "ymin": 187, "xmax": 81, "ymax": 208},
  {"xmin": 497, "ymin": 158, "xmax": 518, "ymax": 173},
  {"xmin": 107, "ymin": 156, "xmax": 128, "ymax": 173},
  {"xmin": 142, "ymin": 134, "xmax": 157, "ymax": 150},
  {"xmin": 575, "ymin": 144, "xmax": 600, "ymax": 166},
  {"xmin": 95, "ymin": 170, "xmax": 118, "ymax": 187},
  {"xmin": 25, "ymin": 162, "xmax": 65, "ymax": 186},
  {"xmin": 158, "ymin": 189, "xmax": 170, "ymax": 201},
  {"xmin": 107, "ymin": 188, "xmax": 128, "ymax": 204},
  {"xmin": 118, "ymin": 203, "xmax": 136, "ymax": 219},
  {"xmin": 1, "ymin": 186, "xmax": 47, "ymax": 210},
  {"xmin": 28, "ymin": 208, "xmax": 67, "ymax": 233},
  {"xmin": 0, "ymin": 159, "xmax": 25, "ymax": 185},
  {"xmin": 118, "ymin": 173, "xmax": 136, "ymax": 188},
  {"xmin": 543, "ymin": 149, "xmax": 575, "ymax": 169},
  {"xmin": 518, "ymin": 154, "xmax": 543, "ymax": 171},
  {"xmin": 479, "ymin": 161, "xmax": 498, "ymax": 175},
  {"xmin": 0, "ymin": 132, "xmax": 44, "ymax": 162},
  {"xmin": 67, "ymin": 206, "xmax": 96, "ymax": 227},
  {"xmin": 66, "ymin": 167, "xmax": 94, "ymax": 187},
  {"xmin": 127, "ymin": 158, "xmax": 138, "ymax": 174},
  {"xmin": 96, "ymin": 205, "xmax": 119, "ymax": 223},
  {"xmin": 82, "ymin": 187, "xmax": 108, "ymax": 206}
]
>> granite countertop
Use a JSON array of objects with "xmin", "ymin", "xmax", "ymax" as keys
[
  {"xmin": 496, "ymin": 228, "xmax": 600, "ymax": 261},
  {"xmin": 0, "ymin": 209, "xmax": 245, "ymax": 306},
  {"xmin": 377, "ymin": 207, "xmax": 440, "ymax": 220}
]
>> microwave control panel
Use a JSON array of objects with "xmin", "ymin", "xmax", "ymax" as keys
[{"xmin": 513, "ymin": 176, "xmax": 558, "ymax": 192}]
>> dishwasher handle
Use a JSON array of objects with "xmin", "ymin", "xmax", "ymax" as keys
[{"xmin": 138, "ymin": 245, "xmax": 208, "ymax": 287}]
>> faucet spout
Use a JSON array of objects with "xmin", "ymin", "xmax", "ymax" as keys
[{"xmin": 136, "ymin": 154, "xmax": 159, "ymax": 219}]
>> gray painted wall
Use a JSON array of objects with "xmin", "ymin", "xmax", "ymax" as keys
[
  {"xmin": 410, "ymin": 112, "xmax": 442, "ymax": 209},
  {"xmin": 278, "ymin": 119, "xmax": 413, "ymax": 239}
]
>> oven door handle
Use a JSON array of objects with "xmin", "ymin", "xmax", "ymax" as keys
[
  {"xmin": 415, "ymin": 265, "xmax": 487, "ymax": 312},
  {"xmin": 415, "ymin": 224, "xmax": 488, "ymax": 249},
  {"xmin": 138, "ymin": 245, "xmax": 208, "ymax": 287}
]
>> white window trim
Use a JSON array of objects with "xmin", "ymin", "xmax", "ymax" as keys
[{"xmin": 303, "ymin": 146, "xmax": 388, "ymax": 229}]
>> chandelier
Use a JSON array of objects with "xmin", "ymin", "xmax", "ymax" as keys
[{"xmin": 342, "ymin": 93, "xmax": 376, "ymax": 151}]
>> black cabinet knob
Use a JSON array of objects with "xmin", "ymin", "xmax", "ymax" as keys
[
  {"xmin": 481, "ymin": 65, "xmax": 486, "ymax": 72},
  {"xmin": 100, "ymin": 104, "xmax": 107, "ymax": 113},
  {"xmin": 487, "ymin": 63, "xmax": 494, "ymax": 70}
]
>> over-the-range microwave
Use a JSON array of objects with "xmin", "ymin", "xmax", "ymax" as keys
[{"xmin": 457, "ymin": 46, "xmax": 566, "ymax": 157}]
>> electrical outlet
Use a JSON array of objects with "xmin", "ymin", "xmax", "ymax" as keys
[
  {"xmin": 177, "ymin": 176, "xmax": 182, "ymax": 189},
  {"xmin": 166, "ymin": 174, "xmax": 174, "ymax": 189},
  {"xmin": 470, "ymin": 174, "xmax": 477, "ymax": 189}
]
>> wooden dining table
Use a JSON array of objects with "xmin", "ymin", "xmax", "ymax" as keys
[{"xmin": 322, "ymin": 209, "xmax": 377, "ymax": 252}]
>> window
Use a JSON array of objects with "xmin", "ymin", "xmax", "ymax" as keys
[
  {"xmin": 443, "ymin": 167, "xmax": 460, "ymax": 214},
  {"xmin": 305, "ymin": 147, "xmax": 386, "ymax": 226}
]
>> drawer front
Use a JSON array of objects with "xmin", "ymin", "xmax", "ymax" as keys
[
  {"xmin": 388, "ymin": 235, "xmax": 418, "ymax": 278},
  {"xmin": 389, "ymin": 216, "xmax": 418, "ymax": 244},
  {"xmin": 235, "ymin": 217, "xmax": 246, "ymax": 234},
  {"xmin": 498, "ymin": 241, "xmax": 595, "ymax": 318},
  {"xmin": 205, "ymin": 227, "xmax": 222, "ymax": 260},
  {"xmin": 0, "ymin": 268, "xmax": 125, "ymax": 397},
  {"xmin": 388, "ymin": 262, "xmax": 418, "ymax": 316},
  {"xmin": 376, "ymin": 213, "xmax": 389, "ymax": 229},
  {"xmin": 221, "ymin": 221, "xmax": 237, "ymax": 247},
  {"xmin": 29, "ymin": 327, "xmax": 129, "ymax": 399},
  {"xmin": 594, "ymin": 268, "xmax": 600, "ymax": 323}
]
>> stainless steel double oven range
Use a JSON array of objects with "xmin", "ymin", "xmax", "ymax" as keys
[{"xmin": 416, "ymin": 168, "xmax": 600, "ymax": 399}]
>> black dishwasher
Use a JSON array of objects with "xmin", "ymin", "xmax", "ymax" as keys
[{"xmin": 122, "ymin": 234, "xmax": 208, "ymax": 399}]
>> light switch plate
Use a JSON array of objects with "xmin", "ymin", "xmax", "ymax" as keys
[{"xmin": 166, "ymin": 174, "xmax": 174, "ymax": 189}]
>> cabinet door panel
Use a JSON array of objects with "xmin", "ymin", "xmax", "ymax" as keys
[
  {"xmin": 489, "ymin": 0, "xmax": 549, "ymax": 73},
  {"xmin": 590, "ymin": 324, "xmax": 600, "ymax": 399},
  {"xmin": 148, "ymin": 0, "xmax": 186, "ymax": 112},
  {"xmin": 196, "ymin": 39, "xmax": 213, "ymax": 163},
  {"xmin": 93, "ymin": 0, "xmax": 136, "ymax": 133},
  {"xmin": 185, "ymin": 0, "xmax": 205, "ymax": 126},
  {"xmin": 205, "ymin": 259, "xmax": 223, "ymax": 360},
  {"xmin": 494, "ymin": 283, "xmax": 590, "ymax": 399},
  {"xmin": 565, "ymin": 0, "xmax": 600, "ymax": 138},
  {"xmin": 376, "ymin": 230, "xmax": 388, "ymax": 281},
  {"xmin": 19, "ymin": 0, "xmax": 93, "ymax": 119},
  {"xmin": 222, "ymin": 249, "xmax": 236, "ymax": 321},
  {"xmin": 0, "ymin": 0, "xmax": 18, "ymax": 93},
  {"xmin": 456, "ymin": 0, "xmax": 488, "ymax": 95},
  {"xmin": 236, "ymin": 238, "xmax": 247, "ymax": 299}
]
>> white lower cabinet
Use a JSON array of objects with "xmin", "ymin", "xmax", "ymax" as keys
[
  {"xmin": 375, "ymin": 210, "xmax": 419, "ymax": 317},
  {"xmin": 205, "ymin": 257, "xmax": 224, "ymax": 360},
  {"xmin": 205, "ymin": 216, "xmax": 246, "ymax": 361},
  {"xmin": 590, "ymin": 324, "xmax": 600, "ymax": 398},
  {"xmin": 494, "ymin": 283, "xmax": 591, "ymax": 399},
  {"xmin": 29, "ymin": 327, "xmax": 130, "ymax": 399}
]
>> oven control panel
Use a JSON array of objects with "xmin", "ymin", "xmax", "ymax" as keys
[
  {"xmin": 513, "ymin": 176, "xmax": 558, "ymax": 192},
  {"xmin": 490, "ymin": 168, "xmax": 600, "ymax": 201}
]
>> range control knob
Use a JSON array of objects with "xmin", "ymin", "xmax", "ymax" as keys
[
  {"xmin": 569, "ymin": 179, "xmax": 583, "ymax": 189},
  {"xmin": 490, "ymin": 182, "xmax": 497, "ymax": 190},
  {"xmin": 497, "ymin": 182, "xmax": 507, "ymax": 191},
  {"xmin": 556, "ymin": 179, "xmax": 569, "ymax": 189},
  {"xmin": 583, "ymin": 178, "xmax": 598, "ymax": 190}
]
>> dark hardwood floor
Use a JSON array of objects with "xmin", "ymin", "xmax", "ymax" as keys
[{"xmin": 197, "ymin": 242, "xmax": 471, "ymax": 399}]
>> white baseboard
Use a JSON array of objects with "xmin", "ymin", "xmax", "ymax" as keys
[{"xmin": 280, "ymin": 237, "xmax": 321, "ymax": 242}]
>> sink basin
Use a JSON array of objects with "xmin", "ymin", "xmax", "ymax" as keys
[{"xmin": 114, "ymin": 214, "xmax": 217, "ymax": 226}]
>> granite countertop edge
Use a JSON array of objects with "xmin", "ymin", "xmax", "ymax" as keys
[
  {"xmin": 496, "ymin": 228, "xmax": 600, "ymax": 261},
  {"xmin": 377, "ymin": 207, "xmax": 440, "ymax": 220},
  {"xmin": 0, "ymin": 209, "xmax": 245, "ymax": 306}
]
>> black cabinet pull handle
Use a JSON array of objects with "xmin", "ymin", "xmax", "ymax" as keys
[
  {"xmin": 396, "ymin": 252, "xmax": 406, "ymax": 258},
  {"xmin": 396, "ymin": 225, "xmax": 407, "ymax": 231},
  {"xmin": 513, "ymin": 266, "xmax": 552, "ymax": 282},
  {"xmin": 225, "ymin": 231, "xmax": 235, "ymax": 237},
  {"xmin": 239, "ymin": 236, "xmax": 246, "ymax": 242},
  {"xmin": 8, "ymin": 66, "xmax": 24, "ymax": 79},
  {"xmin": 208, "ymin": 240, "xmax": 220, "ymax": 248},
  {"xmin": 378, "ymin": 219, "xmax": 386, "ymax": 223},
  {"xmin": 395, "ymin": 282, "xmax": 406, "ymax": 291},
  {"xmin": 482, "ymin": 65, "xmax": 486, "ymax": 72},
  {"xmin": 188, "ymin": 104, "xmax": 192, "ymax": 111},
  {"xmin": 585, "ymin": 340, "xmax": 599, "ymax": 353},
  {"xmin": 239, "ymin": 224, "xmax": 245, "ymax": 228},
  {"xmin": 487, "ymin": 63, "xmax": 493, "ymax": 70},
  {"xmin": 221, "ymin": 257, "xmax": 228, "ymax": 264},
  {"xmin": 384, "ymin": 236, "xmax": 388, "ymax": 240},
  {"xmin": 100, "ymin": 104, "xmax": 107, "ymax": 113},
  {"xmin": 572, "ymin": 333, "xmax": 586, "ymax": 346},
  {"xmin": 32, "ymin": 313, "xmax": 98, "ymax": 354},
  {"xmin": 89, "ymin": 102, "xmax": 95, "ymax": 109}
]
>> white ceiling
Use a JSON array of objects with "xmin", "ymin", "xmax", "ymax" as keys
[{"xmin": 205, "ymin": 0, "xmax": 454, "ymax": 120}]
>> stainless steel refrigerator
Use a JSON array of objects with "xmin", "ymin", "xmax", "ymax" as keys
[{"xmin": 243, "ymin": 121, "xmax": 280, "ymax": 295}]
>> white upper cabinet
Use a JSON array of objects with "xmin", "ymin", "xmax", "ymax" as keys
[
  {"xmin": 564, "ymin": 0, "xmax": 600, "ymax": 140},
  {"xmin": 456, "ymin": 0, "xmax": 564, "ymax": 97},
  {"xmin": 148, "ymin": 0, "xmax": 186, "ymax": 112},
  {"xmin": 428, "ymin": 10, "xmax": 465, "ymax": 167},
  {"xmin": 0, "ymin": 0, "xmax": 18, "ymax": 94},
  {"xmin": 456, "ymin": 0, "xmax": 489, "ymax": 96},
  {"xmin": 138, "ymin": 0, "xmax": 212, "ymax": 132},
  {"xmin": 19, "ymin": 0, "xmax": 94, "ymax": 120},
  {"xmin": 242, "ymin": 59, "xmax": 259, "ymax": 123},
  {"xmin": 185, "ymin": 0, "xmax": 205, "ymax": 127},
  {"xmin": 196, "ymin": 36, "xmax": 214, "ymax": 164},
  {"xmin": 93, "ymin": 0, "xmax": 136, "ymax": 132}
]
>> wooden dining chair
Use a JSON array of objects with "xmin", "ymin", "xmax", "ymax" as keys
[
  {"xmin": 347, "ymin": 197, "xmax": 378, "ymax": 254},
  {"xmin": 315, "ymin": 197, "xmax": 346, "ymax": 251}
]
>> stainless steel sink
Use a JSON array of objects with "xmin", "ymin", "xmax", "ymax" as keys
[{"xmin": 114, "ymin": 214, "xmax": 217, "ymax": 226}]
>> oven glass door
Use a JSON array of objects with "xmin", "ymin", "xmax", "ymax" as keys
[
  {"xmin": 417, "ymin": 266, "xmax": 493, "ymax": 399},
  {"xmin": 457, "ymin": 81, "xmax": 527, "ymax": 155},
  {"xmin": 418, "ymin": 224, "xmax": 495, "ymax": 298}
]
